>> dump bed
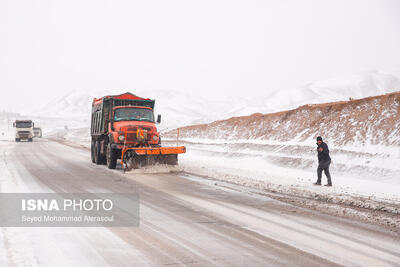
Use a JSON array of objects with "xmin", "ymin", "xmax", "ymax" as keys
[{"xmin": 91, "ymin": 92, "xmax": 155, "ymax": 136}]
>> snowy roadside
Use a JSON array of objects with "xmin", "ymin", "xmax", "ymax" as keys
[
  {"xmin": 164, "ymin": 139, "xmax": 399, "ymax": 230},
  {"xmin": 165, "ymin": 139, "xmax": 400, "ymax": 211},
  {"xmin": 45, "ymin": 127, "xmax": 91, "ymax": 150}
]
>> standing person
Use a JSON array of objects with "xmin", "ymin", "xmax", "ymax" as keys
[{"xmin": 314, "ymin": 136, "xmax": 332, "ymax": 186}]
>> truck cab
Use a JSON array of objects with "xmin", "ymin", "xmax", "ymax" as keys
[
  {"xmin": 13, "ymin": 120, "xmax": 34, "ymax": 142},
  {"xmin": 109, "ymin": 106, "xmax": 160, "ymax": 146}
]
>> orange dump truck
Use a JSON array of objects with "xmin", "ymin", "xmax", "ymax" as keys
[{"xmin": 91, "ymin": 92, "xmax": 185, "ymax": 170}]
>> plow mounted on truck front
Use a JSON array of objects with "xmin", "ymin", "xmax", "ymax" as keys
[
  {"xmin": 121, "ymin": 146, "xmax": 186, "ymax": 171},
  {"xmin": 120, "ymin": 128, "xmax": 185, "ymax": 171}
]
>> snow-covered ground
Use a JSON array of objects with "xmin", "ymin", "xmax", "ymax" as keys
[{"xmin": 169, "ymin": 139, "xmax": 400, "ymax": 207}]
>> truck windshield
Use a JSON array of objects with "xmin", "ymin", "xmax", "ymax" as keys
[
  {"xmin": 114, "ymin": 108, "xmax": 154, "ymax": 122},
  {"xmin": 16, "ymin": 122, "xmax": 32, "ymax": 128}
]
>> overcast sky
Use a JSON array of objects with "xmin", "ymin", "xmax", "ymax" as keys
[{"xmin": 1, "ymin": 0, "xmax": 399, "ymax": 111}]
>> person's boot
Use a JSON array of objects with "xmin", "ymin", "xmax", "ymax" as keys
[
  {"xmin": 314, "ymin": 182, "xmax": 321, "ymax": 185},
  {"xmin": 326, "ymin": 175, "xmax": 332, "ymax": 187}
]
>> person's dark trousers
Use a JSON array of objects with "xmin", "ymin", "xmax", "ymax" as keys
[{"xmin": 317, "ymin": 160, "xmax": 332, "ymax": 185}]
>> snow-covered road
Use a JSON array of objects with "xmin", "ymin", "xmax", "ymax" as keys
[{"xmin": 0, "ymin": 138, "xmax": 399, "ymax": 266}]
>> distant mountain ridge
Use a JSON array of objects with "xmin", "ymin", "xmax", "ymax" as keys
[{"xmin": 24, "ymin": 71, "xmax": 400, "ymax": 130}]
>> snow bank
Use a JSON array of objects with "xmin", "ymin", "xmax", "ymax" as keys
[{"xmin": 172, "ymin": 140, "xmax": 400, "ymax": 213}]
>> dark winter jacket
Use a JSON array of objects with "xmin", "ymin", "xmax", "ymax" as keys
[{"xmin": 317, "ymin": 142, "xmax": 331, "ymax": 162}]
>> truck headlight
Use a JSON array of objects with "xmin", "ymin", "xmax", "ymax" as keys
[
  {"xmin": 118, "ymin": 135, "xmax": 125, "ymax": 142},
  {"xmin": 152, "ymin": 135, "xmax": 158, "ymax": 141}
]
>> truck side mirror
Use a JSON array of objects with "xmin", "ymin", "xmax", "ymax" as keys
[
  {"xmin": 13, "ymin": 122, "xmax": 15, "ymax": 128},
  {"xmin": 33, "ymin": 122, "xmax": 34, "ymax": 127},
  {"xmin": 157, "ymin": 114, "xmax": 161, "ymax": 124}
]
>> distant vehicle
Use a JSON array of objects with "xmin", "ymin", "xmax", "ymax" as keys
[
  {"xmin": 33, "ymin": 127, "xmax": 42, "ymax": 138},
  {"xmin": 91, "ymin": 92, "xmax": 186, "ymax": 170},
  {"xmin": 13, "ymin": 120, "xmax": 34, "ymax": 142}
]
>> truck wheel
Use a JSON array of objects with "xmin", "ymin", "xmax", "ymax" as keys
[
  {"xmin": 15, "ymin": 138, "xmax": 20, "ymax": 142},
  {"xmin": 165, "ymin": 154, "xmax": 178, "ymax": 165},
  {"xmin": 91, "ymin": 141, "xmax": 96, "ymax": 163},
  {"xmin": 106, "ymin": 143, "xmax": 117, "ymax": 169},
  {"xmin": 94, "ymin": 141, "xmax": 102, "ymax": 165},
  {"xmin": 28, "ymin": 138, "xmax": 33, "ymax": 142}
]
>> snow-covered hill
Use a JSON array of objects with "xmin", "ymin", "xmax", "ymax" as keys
[
  {"xmin": 23, "ymin": 70, "xmax": 400, "ymax": 130},
  {"xmin": 165, "ymin": 91, "xmax": 400, "ymax": 146},
  {"xmin": 164, "ymin": 91, "xmax": 400, "ymax": 188},
  {"xmin": 256, "ymin": 70, "xmax": 400, "ymax": 112}
]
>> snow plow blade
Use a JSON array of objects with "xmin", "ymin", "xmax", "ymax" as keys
[{"xmin": 121, "ymin": 146, "xmax": 186, "ymax": 171}]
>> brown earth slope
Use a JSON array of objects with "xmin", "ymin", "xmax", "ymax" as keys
[{"xmin": 165, "ymin": 91, "xmax": 400, "ymax": 146}]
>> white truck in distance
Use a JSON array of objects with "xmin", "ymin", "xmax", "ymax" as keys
[
  {"xmin": 13, "ymin": 120, "xmax": 34, "ymax": 142},
  {"xmin": 33, "ymin": 127, "xmax": 42, "ymax": 138}
]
